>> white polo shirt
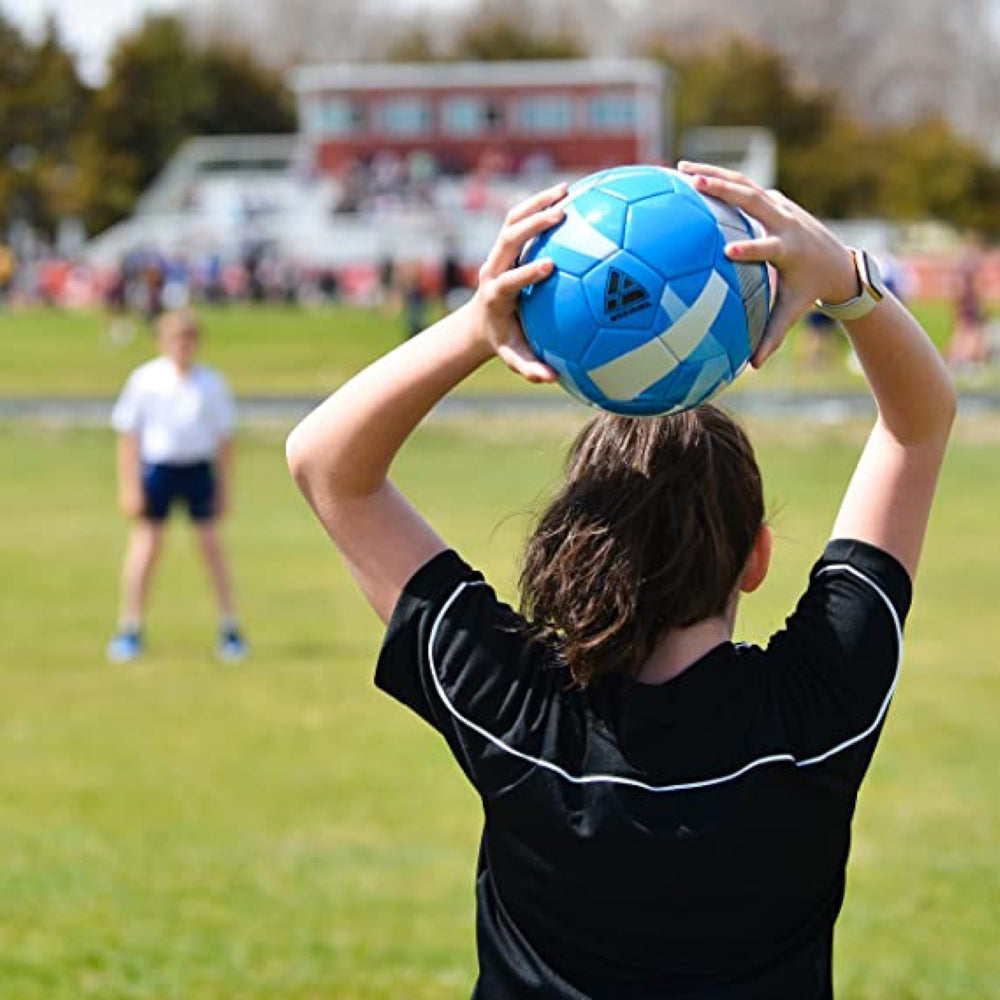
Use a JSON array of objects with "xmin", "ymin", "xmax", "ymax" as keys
[{"xmin": 111, "ymin": 357, "xmax": 236, "ymax": 464}]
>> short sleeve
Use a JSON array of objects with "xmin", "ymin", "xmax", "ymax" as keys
[
  {"xmin": 375, "ymin": 550, "xmax": 565, "ymax": 796},
  {"xmin": 110, "ymin": 372, "xmax": 143, "ymax": 434},
  {"xmin": 761, "ymin": 538, "xmax": 912, "ymax": 769}
]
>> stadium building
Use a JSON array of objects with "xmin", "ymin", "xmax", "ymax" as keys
[
  {"xmin": 71, "ymin": 59, "xmax": 1000, "ymax": 308},
  {"xmin": 86, "ymin": 59, "xmax": 672, "ymax": 285},
  {"xmin": 291, "ymin": 59, "xmax": 669, "ymax": 174}
]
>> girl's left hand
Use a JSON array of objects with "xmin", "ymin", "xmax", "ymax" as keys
[
  {"xmin": 471, "ymin": 182, "xmax": 568, "ymax": 383},
  {"xmin": 677, "ymin": 161, "xmax": 858, "ymax": 367}
]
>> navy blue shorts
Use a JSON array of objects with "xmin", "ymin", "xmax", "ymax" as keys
[{"xmin": 142, "ymin": 461, "xmax": 216, "ymax": 522}]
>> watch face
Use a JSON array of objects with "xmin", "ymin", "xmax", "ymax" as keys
[{"xmin": 861, "ymin": 251, "xmax": 886, "ymax": 301}]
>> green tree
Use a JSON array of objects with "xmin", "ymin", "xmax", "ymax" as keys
[
  {"xmin": 82, "ymin": 14, "xmax": 295, "ymax": 234},
  {"xmin": 647, "ymin": 34, "xmax": 856, "ymax": 214},
  {"xmin": 88, "ymin": 16, "xmax": 208, "ymax": 203},
  {"xmin": 385, "ymin": 26, "xmax": 440, "ymax": 62},
  {"xmin": 646, "ymin": 32, "xmax": 1000, "ymax": 231},
  {"xmin": 454, "ymin": 17, "xmax": 584, "ymax": 60},
  {"xmin": 877, "ymin": 118, "xmax": 1000, "ymax": 235},
  {"xmin": 0, "ymin": 13, "xmax": 36, "ymax": 155},
  {"xmin": 193, "ymin": 45, "xmax": 295, "ymax": 136},
  {"xmin": 0, "ymin": 15, "xmax": 91, "ymax": 234},
  {"xmin": 647, "ymin": 35, "xmax": 836, "ymax": 165},
  {"xmin": 778, "ymin": 117, "xmax": 885, "ymax": 218}
]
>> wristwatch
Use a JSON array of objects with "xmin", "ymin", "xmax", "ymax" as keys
[{"xmin": 814, "ymin": 248, "xmax": 887, "ymax": 321}]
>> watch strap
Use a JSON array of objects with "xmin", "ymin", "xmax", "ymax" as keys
[{"xmin": 814, "ymin": 248, "xmax": 885, "ymax": 321}]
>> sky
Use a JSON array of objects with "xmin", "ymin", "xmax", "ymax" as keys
[
  {"xmin": 7, "ymin": 0, "xmax": 1000, "ymax": 90},
  {"xmin": 2, "ymin": 0, "xmax": 187, "ymax": 83},
  {"xmin": 0, "ymin": 0, "xmax": 461, "ymax": 84}
]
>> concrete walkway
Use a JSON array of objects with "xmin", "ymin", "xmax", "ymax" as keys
[{"xmin": 1, "ymin": 391, "xmax": 997, "ymax": 427}]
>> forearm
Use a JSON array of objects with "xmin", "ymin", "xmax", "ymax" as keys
[
  {"xmin": 116, "ymin": 434, "xmax": 141, "ymax": 495},
  {"xmin": 832, "ymin": 294, "xmax": 956, "ymax": 575},
  {"xmin": 286, "ymin": 301, "xmax": 492, "ymax": 499},
  {"xmin": 284, "ymin": 185, "xmax": 561, "ymax": 620},
  {"xmin": 216, "ymin": 437, "xmax": 234, "ymax": 494},
  {"xmin": 844, "ymin": 294, "xmax": 957, "ymax": 445}
]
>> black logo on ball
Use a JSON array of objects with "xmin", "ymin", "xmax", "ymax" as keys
[{"xmin": 604, "ymin": 268, "xmax": 651, "ymax": 322}]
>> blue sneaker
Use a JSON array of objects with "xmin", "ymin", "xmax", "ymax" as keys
[
  {"xmin": 107, "ymin": 629, "xmax": 142, "ymax": 663},
  {"xmin": 217, "ymin": 626, "xmax": 248, "ymax": 664}
]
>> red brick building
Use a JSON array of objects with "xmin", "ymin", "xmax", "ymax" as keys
[{"xmin": 290, "ymin": 59, "xmax": 670, "ymax": 175}]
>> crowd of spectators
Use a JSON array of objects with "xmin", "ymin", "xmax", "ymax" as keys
[
  {"xmin": 1, "ymin": 198, "xmax": 996, "ymax": 372},
  {"xmin": 0, "ymin": 232, "xmax": 477, "ymax": 351},
  {"xmin": 0, "ymin": 244, "xmax": 321, "ymax": 314},
  {"xmin": 330, "ymin": 149, "xmax": 555, "ymax": 217}
]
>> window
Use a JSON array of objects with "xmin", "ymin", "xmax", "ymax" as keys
[
  {"xmin": 378, "ymin": 97, "xmax": 433, "ymax": 136},
  {"xmin": 514, "ymin": 95, "xmax": 574, "ymax": 134},
  {"xmin": 441, "ymin": 96, "xmax": 502, "ymax": 135},
  {"xmin": 302, "ymin": 100, "xmax": 325, "ymax": 136},
  {"xmin": 316, "ymin": 97, "xmax": 365, "ymax": 136},
  {"xmin": 589, "ymin": 92, "xmax": 637, "ymax": 132}
]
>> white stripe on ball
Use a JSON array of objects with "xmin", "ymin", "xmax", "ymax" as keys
[{"xmin": 587, "ymin": 269, "xmax": 729, "ymax": 401}]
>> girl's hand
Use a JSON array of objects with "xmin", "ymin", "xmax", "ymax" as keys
[
  {"xmin": 119, "ymin": 486, "xmax": 144, "ymax": 519},
  {"xmin": 677, "ymin": 161, "xmax": 859, "ymax": 367},
  {"xmin": 471, "ymin": 182, "xmax": 568, "ymax": 383},
  {"xmin": 214, "ymin": 487, "xmax": 229, "ymax": 520}
]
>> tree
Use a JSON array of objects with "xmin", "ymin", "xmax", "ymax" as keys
[
  {"xmin": 642, "ymin": 29, "xmax": 1000, "ymax": 230},
  {"xmin": 620, "ymin": 0, "xmax": 999, "ymax": 143},
  {"xmin": 650, "ymin": 35, "xmax": 836, "ymax": 149},
  {"xmin": 0, "ymin": 15, "xmax": 91, "ymax": 234},
  {"xmin": 878, "ymin": 119, "xmax": 1000, "ymax": 237},
  {"xmin": 385, "ymin": 26, "xmax": 440, "ymax": 63},
  {"xmin": 89, "ymin": 17, "xmax": 209, "ymax": 194},
  {"xmin": 82, "ymin": 14, "xmax": 295, "ymax": 234},
  {"xmin": 453, "ymin": 16, "xmax": 584, "ymax": 60},
  {"xmin": 184, "ymin": 0, "xmax": 380, "ymax": 68},
  {"xmin": 0, "ymin": 13, "xmax": 36, "ymax": 156},
  {"xmin": 193, "ymin": 46, "xmax": 295, "ymax": 136},
  {"xmin": 386, "ymin": 6, "xmax": 586, "ymax": 63}
]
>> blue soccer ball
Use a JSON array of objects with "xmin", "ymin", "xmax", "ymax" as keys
[{"xmin": 518, "ymin": 165, "xmax": 771, "ymax": 416}]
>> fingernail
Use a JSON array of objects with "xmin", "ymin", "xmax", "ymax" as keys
[
  {"xmin": 728, "ymin": 244, "xmax": 742, "ymax": 257},
  {"xmin": 695, "ymin": 175, "xmax": 708, "ymax": 188}
]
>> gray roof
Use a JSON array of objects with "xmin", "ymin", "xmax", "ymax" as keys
[{"xmin": 290, "ymin": 59, "xmax": 666, "ymax": 94}]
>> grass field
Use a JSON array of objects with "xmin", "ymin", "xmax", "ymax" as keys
[
  {"xmin": 0, "ymin": 299, "xmax": 969, "ymax": 399},
  {"xmin": 1, "ymin": 414, "xmax": 998, "ymax": 999},
  {"xmin": 0, "ymin": 305, "xmax": 528, "ymax": 398}
]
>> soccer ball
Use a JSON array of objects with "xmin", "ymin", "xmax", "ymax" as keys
[{"xmin": 518, "ymin": 165, "xmax": 771, "ymax": 416}]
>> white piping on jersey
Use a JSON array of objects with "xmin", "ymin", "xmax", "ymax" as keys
[{"xmin": 426, "ymin": 564, "xmax": 903, "ymax": 793}]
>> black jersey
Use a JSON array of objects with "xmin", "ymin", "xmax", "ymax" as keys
[{"xmin": 376, "ymin": 539, "xmax": 911, "ymax": 1000}]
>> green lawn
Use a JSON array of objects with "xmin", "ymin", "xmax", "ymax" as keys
[
  {"xmin": 0, "ymin": 416, "xmax": 997, "ymax": 999},
  {"xmin": 0, "ymin": 300, "xmax": 969, "ymax": 399},
  {"xmin": 0, "ymin": 305, "xmax": 540, "ymax": 399}
]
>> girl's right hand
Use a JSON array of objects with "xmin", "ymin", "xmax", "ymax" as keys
[
  {"xmin": 469, "ymin": 182, "xmax": 569, "ymax": 383},
  {"xmin": 677, "ymin": 161, "xmax": 860, "ymax": 367},
  {"xmin": 120, "ymin": 486, "xmax": 144, "ymax": 519}
]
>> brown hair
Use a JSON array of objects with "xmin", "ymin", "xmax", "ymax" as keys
[{"xmin": 519, "ymin": 404, "xmax": 764, "ymax": 687}]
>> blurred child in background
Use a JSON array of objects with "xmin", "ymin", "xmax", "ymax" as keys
[{"xmin": 108, "ymin": 310, "xmax": 247, "ymax": 664}]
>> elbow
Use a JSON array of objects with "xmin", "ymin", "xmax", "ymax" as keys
[
  {"xmin": 937, "ymin": 373, "xmax": 959, "ymax": 440},
  {"xmin": 285, "ymin": 415, "xmax": 375, "ymax": 503},
  {"xmin": 284, "ymin": 424, "xmax": 312, "ymax": 490},
  {"xmin": 945, "ymin": 380, "xmax": 959, "ymax": 429}
]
